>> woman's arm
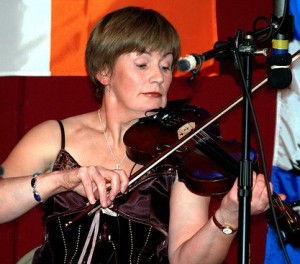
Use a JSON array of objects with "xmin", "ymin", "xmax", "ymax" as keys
[
  {"xmin": 0, "ymin": 120, "xmax": 128, "ymax": 223},
  {"xmin": 168, "ymin": 172, "xmax": 270, "ymax": 264}
]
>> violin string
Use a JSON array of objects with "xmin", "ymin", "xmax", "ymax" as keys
[{"xmin": 97, "ymin": 109, "xmax": 126, "ymax": 170}]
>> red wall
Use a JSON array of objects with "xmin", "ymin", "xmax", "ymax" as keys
[{"xmin": 0, "ymin": 1, "xmax": 275, "ymax": 263}]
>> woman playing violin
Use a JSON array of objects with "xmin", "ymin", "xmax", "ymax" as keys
[{"xmin": 0, "ymin": 6, "xmax": 271, "ymax": 263}]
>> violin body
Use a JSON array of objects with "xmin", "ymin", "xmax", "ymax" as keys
[
  {"xmin": 178, "ymin": 137, "xmax": 246, "ymax": 195},
  {"xmin": 124, "ymin": 102, "xmax": 219, "ymax": 164},
  {"xmin": 124, "ymin": 99, "xmax": 256, "ymax": 195}
]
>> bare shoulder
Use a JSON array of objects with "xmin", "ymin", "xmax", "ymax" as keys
[
  {"xmin": 18, "ymin": 119, "xmax": 65, "ymax": 151},
  {"xmin": 55, "ymin": 111, "xmax": 100, "ymax": 165},
  {"xmin": 1, "ymin": 111, "xmax": 98, "ymax": 177},
  {"xmin": 61, "ymin": 111, "xmax": 98, "ymax": 130},
  {"xmin": 60, "ymin": 111, "xmax": 99, "ymax": 138},
  {"xmin": 1, "ymin": 120, "xmax": 63, "ymax": 176},
  {"xmin": 34, "ymin": 111, "xmax": 99, "ymax": 149}
]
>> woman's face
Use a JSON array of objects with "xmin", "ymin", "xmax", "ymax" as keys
[{"xmin": 104, "ymin": 50, "xmax": 173, "ymax": 116}]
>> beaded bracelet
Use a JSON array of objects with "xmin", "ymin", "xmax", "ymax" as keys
[{"xmin": 31, "ymin": 172, "xmax": 43, "ymax": 203}]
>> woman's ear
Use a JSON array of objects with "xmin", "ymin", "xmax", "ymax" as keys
[{"xmin": 96, "ymin": 71, "xmax": 110, "ymax": 85}]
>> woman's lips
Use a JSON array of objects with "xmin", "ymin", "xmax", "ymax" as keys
[{"xmin": 142, "ymin": 92, "xmax": 162, "ymax": 97}]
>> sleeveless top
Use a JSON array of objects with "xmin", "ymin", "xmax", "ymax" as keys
[{"xmin": 32, "ymin": 121, "xmax": 177, "ymax": 264}]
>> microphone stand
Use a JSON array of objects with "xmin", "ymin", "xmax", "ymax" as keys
[
  {"xmin": 189, "ymin": 31, "xmax": 262, "ymax": 264},
  {"xmin": 218, "ymin": 31, "xmax": 261, "ymax": 264},
  {"xmin": 236, "ymin": 33, "xmax": 255, "ymax": 264},
  {"xmin": 216, "ymin": 30, "xmax": 256, "ymax": 264},
  {"xmin": 185, "ymin": 4, "xmax": 292, "ymax": 261}
]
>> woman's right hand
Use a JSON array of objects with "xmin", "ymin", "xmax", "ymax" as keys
[{"xmin": 59, "ymin": 166, "xmax": 129, "ymax": 207}]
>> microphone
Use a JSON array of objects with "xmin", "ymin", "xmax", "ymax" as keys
[
  {"xmin": 177, "ymin": 54, "xmax": 203, "ymax": 72},
  {"xmin": 267, "ymin": 0, "xmax": 293, "ymax": 89},
  {"xmin": 177, "ymin": 36, "xmax": 237, "ymax": 74}
]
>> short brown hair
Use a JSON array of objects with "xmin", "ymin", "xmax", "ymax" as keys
[{"xmin": 85, "ymin": 6, "xmax": 180, "ymax": 100}]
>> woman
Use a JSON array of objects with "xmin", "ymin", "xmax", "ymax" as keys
[{"xmin": 0, "ymin": 6, "xmax": 270, "ymax": 263}]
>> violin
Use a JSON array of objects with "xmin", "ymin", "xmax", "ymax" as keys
[{"xmin": 124, "ymin": 99, "xmax": 300, "ymax": 244}]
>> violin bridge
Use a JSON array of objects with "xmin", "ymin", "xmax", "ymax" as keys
[{"xmin": 177, "ymin": 122, "xmax": 195, "ymax": 139}]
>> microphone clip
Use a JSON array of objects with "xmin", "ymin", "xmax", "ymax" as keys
[
  {"xmin": 189, "ymin": 69, "xmax": 200, "ymax": 82},
  {"xmin": 188, "ymin": 53, "xmax": 202, "ymax": 81},
  {"xmin": 190, "ymin": 56, "xmax": 202, "ymax": 81}
]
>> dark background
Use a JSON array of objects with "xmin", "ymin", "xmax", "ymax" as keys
[{"xmin": 0, "ymin": 0, "xmax": 277, "ymax": 263}]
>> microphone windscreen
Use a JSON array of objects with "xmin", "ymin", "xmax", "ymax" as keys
[
  {"xmin": 177, "ymin": 60, "xmax": 192, "ymax": 72},
  {"xmin": 268, "ymin": 68, "xmax": 292, "ymax": 89}
]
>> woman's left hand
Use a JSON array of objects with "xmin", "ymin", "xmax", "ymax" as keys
[{"xmin": 216, "ymin": 172, "xmax": 271, "ymax": 228}]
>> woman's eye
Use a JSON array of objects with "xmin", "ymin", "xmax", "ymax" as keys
[
  {"xmin": 137, "ymin": 64, "xmax": 147, "ymax": 69},
  {"xmin": 161, "ymin": 66, "xmax": 171, "ymax": 72}
]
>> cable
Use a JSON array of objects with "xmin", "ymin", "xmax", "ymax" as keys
[{"xmin": 233, "ymin": 44, "xmax": 292, "ymax": 264}]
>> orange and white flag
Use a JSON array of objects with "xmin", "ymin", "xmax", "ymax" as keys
[{"xmin": 0, "ymin": 0, "xmax": 218, "ymax": 76}]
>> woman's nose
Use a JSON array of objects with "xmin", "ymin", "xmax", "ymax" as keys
[{"xmin": 149, "ymin": 66, "xmax": 164, "ymax": 84}]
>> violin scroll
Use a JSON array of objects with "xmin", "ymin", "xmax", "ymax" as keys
[{"xmin": 268, "ymin": 193, "xmax": 300, "ymax": 245}]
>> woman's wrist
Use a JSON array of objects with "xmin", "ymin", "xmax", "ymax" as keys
[
  {"xmin": 212, "ymin": 212, "xmax": 238, "ymax": 235},
  {"xmin": 30, "ymin": 170, "xmax": 63, "ymax": 203},
  {"xmin": 213, "ymin": 209, "xmax": 239, "ymax": 232},
  {"xmin": 31, "ymin": 172, "xmax": 44, "ymax": 203}
]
